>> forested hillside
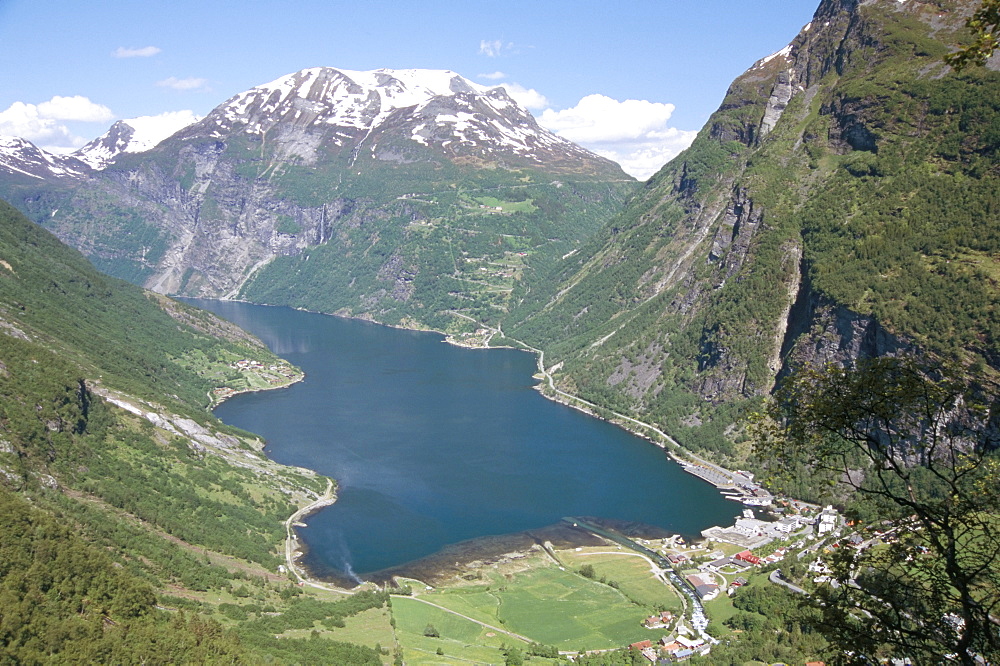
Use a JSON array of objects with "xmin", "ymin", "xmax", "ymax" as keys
[
  {"xmin": 508, "ymin": 0, "xmax": 1000, "ymax": 461},
  {"xmin": 0, "ymin": 200, "xmax": 393, "ymax": 662}
]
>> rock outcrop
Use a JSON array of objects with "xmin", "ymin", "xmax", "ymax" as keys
[
  {"xmin": 4, "ymin": 67, "xmax": 634, "ymax": 331},
  {"xmin": 508, "ymin": 0, "xmax": 999, "ymax": 453}
]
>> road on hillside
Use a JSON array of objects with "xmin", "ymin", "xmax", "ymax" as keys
[{"xmin": 769, "ymin": 569, "xmax": 807, "ymax": 595}]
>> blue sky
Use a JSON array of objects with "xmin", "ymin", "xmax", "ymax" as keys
[{"xmin": 0, "ymin": 0, "xmax": 817, "ymax": 179}]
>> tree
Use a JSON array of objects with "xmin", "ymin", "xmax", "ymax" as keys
[
  {"xmin": 946, "ymin": 0, "xmax": 1000, "ymax": 70},
  {"xmin": 504, "ymin": 647, "xmax": 524, "ymax": 666},
  {"xmin": 422, "ymin": 623, "xmax": 440, "ymax": 638},
  {"xmin": 754, "ymin": 357, "xmax": 1000, "ymax": 664}
]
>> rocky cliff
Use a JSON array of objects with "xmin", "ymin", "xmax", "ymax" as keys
[
  {"xmin": 508, "ymin": 0, "xmax": 1000, "ymax": 456},
  {"xmin": 5, "ymin": 68, "xmax": 635, "ymax": 333}
]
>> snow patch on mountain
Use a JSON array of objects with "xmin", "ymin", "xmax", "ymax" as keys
[
  {"xmin": 200, "ymin": 66, "xmax": 600, "ymax": 166},
  {"xmin": 0, "ymin": 135, "xmax": 88, "ymax": 179},
  {"xmin": 220, "ymin": 67, "xmax": 492, "ymax": 133},
  {"xmin": 75, "ymin": 111, "xmax": 200, "ymax": 169},
  {"xmin": 125, "ymin": 112, "xmax": 200, "ymax": 151},
  {"xmin": 756, "ymin": 44, "xmax": 794, "ymax": 68}
]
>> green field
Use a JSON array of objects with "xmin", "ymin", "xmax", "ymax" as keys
[
  {"xmin": 493, "ymin": 566, "xmax": 651, "ymax": 648},
  {"xmin": 558, "ymin": 548, "xmax": 684, "ymax": 610},
  {"xmin": 391, "ymin": 596, "xmax": 531, "ymax": 665},
  {"xmin": 404, "ymin": 559, "xmax": 660, "ymax": 652},
  {"xmin": 319, "ymin": 605, "xmax": 396, "ymax": 654},
  {"xmin": 469, "ymin": 195, "xmax": 537, "ymax": 213}
]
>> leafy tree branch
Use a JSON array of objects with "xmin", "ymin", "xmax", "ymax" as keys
[{"xmin": 753, "ymin": 358, "xmax": 1000, "ymax": 664}]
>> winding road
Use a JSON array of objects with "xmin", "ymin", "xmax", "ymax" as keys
[{"xmin": 769, "ymin": 569, "xmax": 808, "ymax": 595}]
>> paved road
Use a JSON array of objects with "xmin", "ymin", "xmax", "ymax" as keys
[
  {"xmin": 284, "ymin": 480, "xmax": 350, "ymax": 594},
  {"xmin": 769, "ymin": 569, "xmax": 808, "ymax": 595}
]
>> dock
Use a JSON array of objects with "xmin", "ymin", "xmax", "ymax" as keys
[{"xmin": 669, "ymin": 453, "xmax": 772, "ymax": 505}]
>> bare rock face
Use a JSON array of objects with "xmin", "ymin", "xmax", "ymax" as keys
[
  {"xmin": 14, "ymin": 67, "xmax": 630, "ymax": 308},
  {"xmin": 783, "ymin": 293, "xmax": 912, "ymax": 374},
  {"xmin": 706, "ymin": 187, "xmax": 764, "ymax": 283},
  {"xmin": 759, "ymin": 66, "xmax": 797, "ymax": 137},
  {"xmin": 507, "ymin": 0, "xmax": 995, "ymax": 452}
]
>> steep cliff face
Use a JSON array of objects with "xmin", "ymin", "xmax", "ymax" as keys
[
  {"xmin": 10, "ymin": 67, "xmax": 635, "ymax": 332},
  {"xmin": 509, "ymin": 0, "xmax": 1000, "ymax": 456}
]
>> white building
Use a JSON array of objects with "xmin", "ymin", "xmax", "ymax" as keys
[{"xmin": 817, "ymin": 505, "xmax": 840, "ymax": 535}]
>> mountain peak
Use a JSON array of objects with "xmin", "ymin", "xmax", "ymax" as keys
[
  {"xmin": 188, "ymin": 65, "xmax": 610, "ymax": 172},
  {"xmin": 74, "ymin": 112, "xmax": 201, "ymax": 170},
  {"xmin": 0, "ymin": 135, "xmax": 88, "ymax": 180},
  {"xmin": 249, "ymin": 66, "xmax": 490, "ymax": 109},
  {"xmin": 214, "ymin": 66, "xmax": 497, "ymax": 135},
  {"xmin": 74, "ymin": 121, "xmax": 136, "ymax": 170}
]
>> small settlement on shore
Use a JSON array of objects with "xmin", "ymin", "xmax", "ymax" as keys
[
  {"xmin": 210, "ymin": 358, "xmax": 302, "ymax": 405},
  {"xmin": 592, "ymin": 445, "xmax": 849, "ymax": 663}
]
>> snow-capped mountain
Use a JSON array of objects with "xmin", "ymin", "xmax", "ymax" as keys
[
  {"xmin": 6, "ymin": 66, "xmax": 633, "ymax": 325},
  {"xmin": 0, "ymin": 136, "xmax": 89, "ymax": 180},
  {"xmin": 74, "ymin": 113, "xmax": 201, "ymax": 170},
  {"xmin": 176, "ymin": 67, "xmax": 610, "ymax": 171},
  {"xmin": 1, "ymin": 67, "xmax": 617, "ymax": 181},
  {"xmin": 73, "ymin": 121, "xmax": 139, "ymax": 170},
  {"xmin": 0, "ymin": 114, "xmax": 200, "ymax": 179}
]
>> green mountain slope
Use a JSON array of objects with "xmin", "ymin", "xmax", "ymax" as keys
[
  {"xmin": 0, "ymin": 201, "xmax": 396, "ymax": 662},
  {"xmin": 0, "ymin": 199, "xmax": 276, "ymax": 412},
  {"xmin": 2, "ymin": 68, "xmax": 637, "ymax": 335},
  {"xmin": 507, "ymin": 0, "xmax": 1000, "ymax": 458}
]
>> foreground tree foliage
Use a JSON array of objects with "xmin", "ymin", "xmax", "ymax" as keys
[
  {"xmin": 947, "ymin": 0, "xmax": 1000, "ymax": 69},
  {"xmin": 0, "ymin": 488, "xmax": 248, "ymax": 662},
  {"xmin": 755, "ymin": 358, "xmax": 1000, "ymax": 664}
]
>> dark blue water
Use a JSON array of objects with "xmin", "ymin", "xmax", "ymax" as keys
[{"xmin": 193, "ymin": 300, "xmax": 739, "ymax": 578}]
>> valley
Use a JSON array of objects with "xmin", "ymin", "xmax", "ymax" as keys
[
  {"xmin": 201, "ymin": 298, "xmax": 740, "ymax": 581},
  {"xmin": 0, "ymin": 0, "xmax": 998, "ymax": 662}
]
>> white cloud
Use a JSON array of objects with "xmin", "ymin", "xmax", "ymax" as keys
[
  {"xmin": 156, "ymin": 76, "xmax": 210, "ymax": 92},
  {"xmin": 36, "ymin": 95, "xmax": 114, "ymax": 123},
  {"xmin": 0, "ymin": 102, "xmax": 78, "ymax": 146},
  {"xmin": 479, "ymin": 39, "xmax": 519, "ymax": 58},
  {"xmin": 537, "ymin": 94, "xmax": 698, "ymax": 180},
  {"xmin": 539, "ymin": 94, "xmax": 676, "ymax": 143},
  {"xmin": 0, "ymin": 95, "xmax": 115, "ymax": 152},
  {"xmin": 112, "ymin": 45, "xmax": 162, "ymax": 58},
  {"xmin": 590, "ymin": 133, "xmax": 699, "ymax": 181},
  {"xmin": 125, "ymin": 110, "xmax": 201, "ymax": 149},
  {"xmin": 479, "ymin": 39, "xmax": 503, "ymax": 57},
  {"xmin": 497, "ymin": 83, "xmax": 549, "ymax": 110},
  {"xmin": 478, "ymin": 71, "xmax": 507, "ymax": 81}
]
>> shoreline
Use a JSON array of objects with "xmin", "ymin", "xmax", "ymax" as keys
[
  {"xmin": 208, "ymin": 370, "xmax": 305, "ymax": 409},
  {"xmin": 194, "ymin": 297, "xmax": 771, "ymax": 584},
  {"xmin": 282, "ymin": 479, "xmax": 356, "ymax": 594},
  {"xmin": 537, "ymin": 387, "xmax": 769, "ymax": 501}
]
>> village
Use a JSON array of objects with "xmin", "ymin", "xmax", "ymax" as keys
[
  {"xmin": 591, "ymin": 499, "xmax": 853, "ymax": 663},
  {"xmin": 210, "ymin": 358, "xmax": 303, "ymax": 404},
  {"xmin": 594, "ymin": 491, "xmax": 915, "ymax": 665}
]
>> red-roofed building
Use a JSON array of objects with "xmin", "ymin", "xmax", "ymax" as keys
[
  {"xmin": 735, "ymin": 549, "xmax": 762, "ymax": 565},
  {"xmin": 643, "ymin": 610, "xmax": 674, "ymax": 628}
]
